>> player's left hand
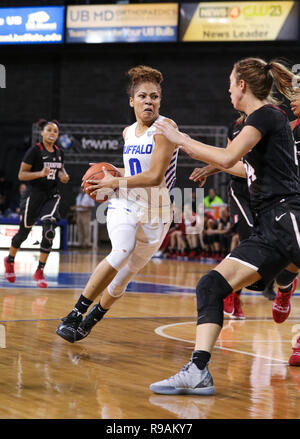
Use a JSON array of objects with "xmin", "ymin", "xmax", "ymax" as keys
[
  {"xmin": 59, "ymin": 173, "xmax": 70, "ymax": 184},
  {"xmin": 154, "ymin": 120, "xmax": 185, "ymax": 146},
  {"xmin": 189, "ymin": 167, "xmax": 208, "ymax": 186}
]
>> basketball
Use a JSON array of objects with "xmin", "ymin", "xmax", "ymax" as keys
[{"xmin": 82, "ymin": 162, "xmax": 121, "ymax": 202}]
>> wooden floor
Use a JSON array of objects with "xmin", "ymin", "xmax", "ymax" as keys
[{"xmin": 0, "ymin": 248, "xmax": 299, "ymax": 419}]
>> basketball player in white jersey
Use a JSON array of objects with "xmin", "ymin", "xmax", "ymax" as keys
[{"xmin": 56, "ymin": 65, "xmax": 179, "ymax": 343}]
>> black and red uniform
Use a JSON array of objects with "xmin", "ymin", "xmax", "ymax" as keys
[
  {"xmin": 229, "ymin": 104, "xmax": 300, "ymax": 283},
  {"xmin": 292, "ymin": 117, "xmax": 300, "ymax": 157},
  {"xmin": 229, "ymin": 113, "xmax": 300, "ymax": 245},
  {"xmin": 12, "ymin": 142, "xmax": 64, "ymax": 253}
]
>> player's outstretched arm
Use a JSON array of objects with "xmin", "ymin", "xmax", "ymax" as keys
[{"xmin": 154, "ymin": 120, "xmax": 261, "ymax": 171}]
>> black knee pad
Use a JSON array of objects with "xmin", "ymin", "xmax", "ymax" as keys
[
  {"xmin": 245, "ymin": 278, "xmax": 267, "ymax": 292},
  {"xmin": 196, "ymin": 270, "xmax": 233, "ymax": 327},
  {"xmin": 11, "ymin": 224, "xmax": 31, "ymax": 248},
  {"xmin": 276, "ymin": 269, "xmax": 298, "ymax": 287},
  {"xmin": 40, "ymin": 218, "xmax": 56, "ymax": 252}
]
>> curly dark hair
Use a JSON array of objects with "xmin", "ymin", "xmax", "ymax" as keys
[{"xmin": 127, "ymin": 65, "xmax": 163, "ymax": 97}]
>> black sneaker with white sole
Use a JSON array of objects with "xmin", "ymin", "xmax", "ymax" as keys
[
  {"xmin": 75, "ymin": 304, "xmax": 103, "ymax": 341},
  {"xmin": 56, "ymin": 310, "xmax": 82, "ymax": 343}
]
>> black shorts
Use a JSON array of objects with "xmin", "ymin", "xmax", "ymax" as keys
[
  {"xmin": 231, "ymin": 216, "xmax": 252, "ymax": 242},
  {"xmin": 20, "ymin": 188, "xmax": 61, "ymax": 227},
  {"xmin": 228, "ymin": 196, "xmax": 300, "ymax": 284}
]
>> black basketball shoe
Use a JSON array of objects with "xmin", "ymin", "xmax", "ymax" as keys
[
  {"xmin": 56, "ymin": 310, "xmax": 82, "ymax": 343},
  {"xmin": 75, "ymin": 304, "xmax": 103, "ymax": 341}
]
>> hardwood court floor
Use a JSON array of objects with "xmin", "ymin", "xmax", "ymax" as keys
[{"xmin": 0, "ymin": 249, "xmax": 299, "ymax": 419}]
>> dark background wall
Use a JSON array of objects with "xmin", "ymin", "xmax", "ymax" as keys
[
  {"xmin": 2, "ymin": 42, "xmax": 298, "ymax": 127},
  {"xmin": 1, "ymin": 1, "xmax": 300, "ymax": 216}
]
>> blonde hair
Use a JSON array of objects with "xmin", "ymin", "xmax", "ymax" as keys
[{"xmin": 127, "ymin": 65, "xmax": 163, "ymax": 97}]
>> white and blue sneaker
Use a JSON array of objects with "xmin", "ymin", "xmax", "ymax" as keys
[{"xmin": 150, "ymin": 361, "xmax": 215, "ymax": 395}]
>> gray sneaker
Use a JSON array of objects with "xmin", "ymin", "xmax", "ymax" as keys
[{"xmin": 150, "ymin": 362, "xmax": 215, "ymax": 395}]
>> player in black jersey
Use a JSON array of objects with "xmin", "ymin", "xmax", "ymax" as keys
[
  {"xmin": 290, "ymin": 93, "xmax": 300, "ymax": 157},
  {"xmin": 150, "ymin": 57, "xmax": 300, "ymax": 395},
  {"xmin": 287, "ymin": 93, "xmax": 300, "ymax": 366},
  {"xmin": 190, "ymin": 117, "xmax": 276, "ymax": 320},
  {"xmin": 191, "ymin": 98, "xmax": 300, "ymax": 361},
  {"xmin": 4, "ymin": 119, "xmax": 69, "ymax": 288}
]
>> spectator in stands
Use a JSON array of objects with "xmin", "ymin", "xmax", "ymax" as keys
[
  {"xmin": 153, "ymin": 208, "xmax": 183, "ymax": 259},
  {"xmin": 74, "ymin": 187, "xmax": 95, "ymax": 249},
  {"xmin": 204, "ymin": 188, "xmax": 224, "ymax": 209},
  {"xmin": 183, "ymin": 203, "xmax": 198, "ymax": 258},
  {"xmin": 168, "ymin": 212, "xmax": 187, "ymax": 258},
  {"xmin": 201, "ymin": 212, "xmax": 218, "ymax": 259},
  {"xmin": 8, "ymin": 183, "xmax": 28, "ymax": 215}
]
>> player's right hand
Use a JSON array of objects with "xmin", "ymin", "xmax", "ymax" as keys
[
  {"xmin": 40, "ymin": 167, "xmax": 50, "ymax": 177},
  {"xmin": 189, "ymin": 167, "xmax": 207, "ymax": 186}
]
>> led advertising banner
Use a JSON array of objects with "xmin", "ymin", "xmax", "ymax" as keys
[
  {"xmin": 180, "ymin": 1, "xmax": 299, "ymax": 41},
  {"xmin": 66, "ymin": 3, "xmax": 178, "ymax": 43},
  {"xmin": 0, "ymin": 6, "xmax": 65, "ymax": 44}
]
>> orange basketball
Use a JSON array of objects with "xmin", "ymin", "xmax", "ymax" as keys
[{"xmin": 82, "ymin": 162, "xmax": 121, "ymax": 202}]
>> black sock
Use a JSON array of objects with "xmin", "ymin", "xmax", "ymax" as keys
[
  {"xmin": 266, "ymin": 281, "xmax": 275, "ymax": 291},
  {"xmin": 37, "ymin": 261, "xmax": 46, "ymax": 270},
  {"xmin": 74, "ymin": 294, "xmax": 93, "ymax": 314},
  {"xmin": 192, "ymin": 350, "xmax": 211, "ymax": 370},
  {"xmin": 279, "ymin": 284, "xmax": 293, "ymax": 293},
  {"xmin": 92, "ymin": 303, "xmax": 109, "ymax": 321},
  {"xmin": 7, "ymin": 255, "xmax": 15, "ymax": 263}
]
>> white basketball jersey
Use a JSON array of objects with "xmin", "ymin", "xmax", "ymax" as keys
[{"xmin": 120, "ymin": 115, "xmax": 179, "ymax": 208}]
